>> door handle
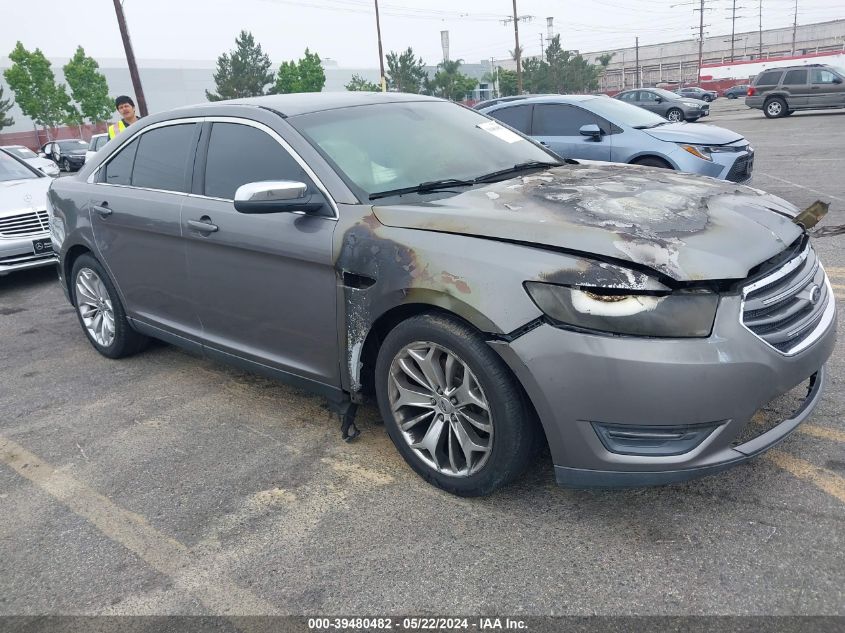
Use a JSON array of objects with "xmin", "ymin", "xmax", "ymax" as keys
[
  {"xmin": 188, "ymin": 218, "xmax": 219, "ymax": 233},
  {"xmin": 92, "ymin": 203, "xmax": 112, "ymax": 217}
]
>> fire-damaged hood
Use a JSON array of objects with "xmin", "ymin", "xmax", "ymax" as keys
[{"xmin": 371, "ymin": 163, "xmax": 804, "ymax": 282}]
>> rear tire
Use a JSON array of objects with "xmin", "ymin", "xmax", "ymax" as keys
[
  {"xmin": 71, "ymin": 254, "xmax": 149, "ymax": 359},
  {"xmin": 764, "ymin": 97, "xmax": 787, "ymax": 118},
  {"xmin": 374, "ymin": 313, "xmax": 538, "ymax": 497}
]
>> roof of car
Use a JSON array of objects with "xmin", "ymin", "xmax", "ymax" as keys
[
  {"xmin": 178, "ymin": 91, "xmax": 443, "ymax": 117},
  {"xmin": 481, "ymin": 94, "xmax": 601, "ymax": 109},
  {"xmin": 0, "ymin": 145, "xmax": 26, "ymax": 149}
]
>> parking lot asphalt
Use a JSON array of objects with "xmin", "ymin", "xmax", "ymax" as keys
[{"xmin": 1, "ymin": 98, "xmax": 844, "ymax": 618}]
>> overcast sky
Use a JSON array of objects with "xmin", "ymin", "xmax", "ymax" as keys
[{"xmin": 2, "ymin": 0, "xmax": 842, "ymax": 67}]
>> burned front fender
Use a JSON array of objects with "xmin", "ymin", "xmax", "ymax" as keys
[{"xmin": 333, "ymin": 203, "xmax": 660, "ymax": 395}]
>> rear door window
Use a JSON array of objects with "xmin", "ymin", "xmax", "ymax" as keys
[
  {"xmin": 783, "ymin": 69, "xmax": 807, "ymax": 85},
  {"xmin": 131, "ymin": 123, "xmax": 197, "ymax": 193},
  {"xmin": 202, "ymin": 122, "xmax": 308, "ymax": 200},
  {"xmin": 488, "ymin": 105, "xmax": 532, "ymax": 134}
]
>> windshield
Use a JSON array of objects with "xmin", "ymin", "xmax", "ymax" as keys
[
  {"xmin": 287, "ymin": 101, "xmax": 559, "ymax": 199},
  {"xmin": 5, "ymin": 147, "xmax": 37, "ymax": 160},
  {"xmin": 0, "ymin": 151, "xmax": 39, "ymax": 182},
  {"xmin": 57, "ymin": 140, "xmax": 88, "ymax": 151},
  {"xmin": 586, "ymin": 96, "xmax": 667, "ymax": 129}
]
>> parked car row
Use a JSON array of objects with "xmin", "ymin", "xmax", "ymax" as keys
[{"xmin": 477, "ymin": 94, "xmax": 752, "ymax": 183}]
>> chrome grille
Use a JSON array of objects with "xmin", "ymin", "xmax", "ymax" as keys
[
  {"xmin": 0, "ymin": 209, "xmax": 50, "ymax": 237},
  {"xmin": 741, "ymin": 243, "xmax": 833, "ymax": 355}
]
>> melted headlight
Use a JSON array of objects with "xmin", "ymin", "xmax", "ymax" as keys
[{"xmin": 524, "ymin": 281, "xmax": 719, "ymax": 337}]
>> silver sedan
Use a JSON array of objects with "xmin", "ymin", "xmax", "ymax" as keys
[{"xmin": 615, "ymin": 88, "xmax": 709, "ymax": 122}]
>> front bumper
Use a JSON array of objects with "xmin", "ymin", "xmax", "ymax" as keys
[
  {"xmin": 489, "ymin": 294, "xmax": 836, "ymax": 487},
  {"xmin": 669, "ymin": 145, "xmax": 753, "ymax": 182},
  {"xmin": 0, "ymin": 233, "xmax": 57, "ymax": 274}
]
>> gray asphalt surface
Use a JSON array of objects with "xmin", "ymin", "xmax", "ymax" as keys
[{"xmin": 1, "ymin": 98, "xmax": 843, "ymax": 618}]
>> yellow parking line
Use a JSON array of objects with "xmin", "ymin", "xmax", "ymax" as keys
[
  {"xmin": 798, "ymin": 424, "xmax": 845, "ymax": 444},
  {"xmin": 766, "ymin": 450, "xmax": 845, "ymax": 505},
  {"xmin": 825, "ymin": 267, "xmax": 845, "ymax": 279},
  {"xmin": 0, "ymin": 435, "xmax": 277, "ymax": 617}
]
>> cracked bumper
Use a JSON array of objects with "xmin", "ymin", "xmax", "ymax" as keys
[{"xmin": 489, "ymin": 295, "xmax": 836, "ymax": 488}]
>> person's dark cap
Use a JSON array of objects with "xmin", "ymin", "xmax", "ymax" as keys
[{"xmin": 115, "ymin": 95, "xmax": 135, "ymax": 108}]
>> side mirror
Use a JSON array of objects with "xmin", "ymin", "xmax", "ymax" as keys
[
  {"xmin": 579, "ymin": 124, "xmax": 602, "ymax": 140},
  {"xmin": 655, "ymin": 96, "xmax": 664, "ymax": 103},
  {"xmin": 833, "ymin": 77, "xmax": 843, "ymax": 84},
  {"xmin": 233, "ymin": 180, "xmax": 326, "ymax": 215}
]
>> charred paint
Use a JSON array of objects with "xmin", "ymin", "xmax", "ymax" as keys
[
  {"xmin": 372, "ymin": 163, "xmax": 804, "ymax": 282},
  {"xmin": 440, "ymin": 272, "xmax": 472, "ymax": 294}
]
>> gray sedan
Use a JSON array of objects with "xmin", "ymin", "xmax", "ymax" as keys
[
  {"xmin": 480, "ymin": 95, "xmax": 753, "ymax": 182},
  {"xmin": 48, "ymin": 93, "xmax": 834, "ymax": 495},
  {"xmin": 616, "ymin": 87, "xmax": 709, "ymax": 122}
]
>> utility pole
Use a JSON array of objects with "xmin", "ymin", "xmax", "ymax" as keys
[
  {"xmin": 635, "ymin": 37, "xmax": 640, "ymax": 88},
  {"xmin": 729, "ymin": 0, "xmax": 737, "ymax": 62},
  {"xmin": 502, "ymin": 2, "xmax": 532, "ymax": 93},
  {"xmin": 112, "ymin": 0, "xmax": 148, "ymax": 116},
  {"xmin": 791, "ymin": 0, "xmax": 798, "ymax": 55},
  {"xmin": 512, "ymin": 0, "xmax": 522, "ymax": 93},
  {"xmin": 758, "ymin": 0, "xmax": 763, "ymax": 59},
  {"xmin": 374, "ymin": 0, "xmax": 387, "ymax": 92},
  {"xmin": 696, "ymin": 0, "xmax": 705, "ymax": 83},
  {"xmin": 540, "ymin": 33, "xmax": 545, "ymax": 62}
]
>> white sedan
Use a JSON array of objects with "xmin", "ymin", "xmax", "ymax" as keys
[
  {"xmin": 0, "ymin": 149, "xmax": 55, "ymax": 275},
  {"xmin": 0, "ymin": 145, "xmax": 60, "ymax": 177}
]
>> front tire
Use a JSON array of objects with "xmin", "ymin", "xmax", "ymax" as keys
[
  {"xmin": 764, "ymin": 97, "xmax": 787, "ymax": 118},
  {"xmin": 632, "ymin": 156, "xmax": 672, "ymax": 169},
  {"xmin": 666, "ymin": 108, "xmax": 684, "ymax": 122},
  {"xmin": 71, "ymin": 254, "xmax": 149, "ymax": 359},
  {"xmin": 375, "ymin": 313, "xmax": 538, "ymax": 496}
]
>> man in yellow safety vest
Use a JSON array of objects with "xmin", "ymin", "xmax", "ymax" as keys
[{"xmin": 108, "ymin": 95, "xmax": 140, "ymax": 139}]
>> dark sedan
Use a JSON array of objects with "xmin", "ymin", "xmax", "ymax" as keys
[{"xmin": 40, "ymin": 139, "xmax": 89, "ymax": 172}]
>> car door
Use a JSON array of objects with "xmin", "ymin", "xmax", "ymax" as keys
[
  {"xmin": 637, "ymin": 91, "xmax": 664, "ymax": 114},
  {"xmin": 182, "ymin": 119, "xmax": 339, "ymax": 386},
  {"xmin": 808, "ymin": 68, "xmax": 845, "ymax": 108},
  {"xmin": 89, "ymin": 121, "xmax": 202, "ymax": 340},
  {"xmin": 781, "ymin": 68, "xmax": 809, "ymax": 107},
  {"xmin": 530, "ymin": 103, "xmax": 611, "ymax": 161}
]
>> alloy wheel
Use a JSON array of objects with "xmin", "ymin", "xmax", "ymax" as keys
[
  {"xmin": 667, "ymin": 109, "xmax": 683, "ymax": 122},
  {"xmin": 388, "ymin": 341, "xmax": 493, "ymax": 477},
  {"xmin": 75, "ymin": 268, "xmax": 115, "ymax": 347},
  {"xmin": 767, "ymin": 101, "xmax": 783, "ymax": 117}
]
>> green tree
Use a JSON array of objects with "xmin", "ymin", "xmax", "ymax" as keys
[
  {"xmin": 272, "ymin": 49, "xmax": 325, "ymax": 94},
  {"xmin": 425, "ymin": 59, "xmax": 477, "ymax": 102},
  {"xmin": 345, "ymin": 73, "xmax": 379, "ymax": 92},
  {"xmin": 496, "ymin": 67, "xmax": 518, "ymax": 96},
  {"xmin": 63, "ymin": 46, "xmax": 113, "ymax": 124},
  {"xmin": 4, "ymin": 42, "xmax": 74, "ymax": 136},
  {"xmin": 385, "ymin": 47, "xmax": 427, "ymax": 93},
  {"xmin": 206, "ymin": 30, "xmax": 273, "ymax": 101},
  {"xmin": 521, "ymin": 57, "xmax": 549, "ymax": 93},
  {"xmin": 0, "ymin": 85, "xmax": 14, "ymax": 130}
]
